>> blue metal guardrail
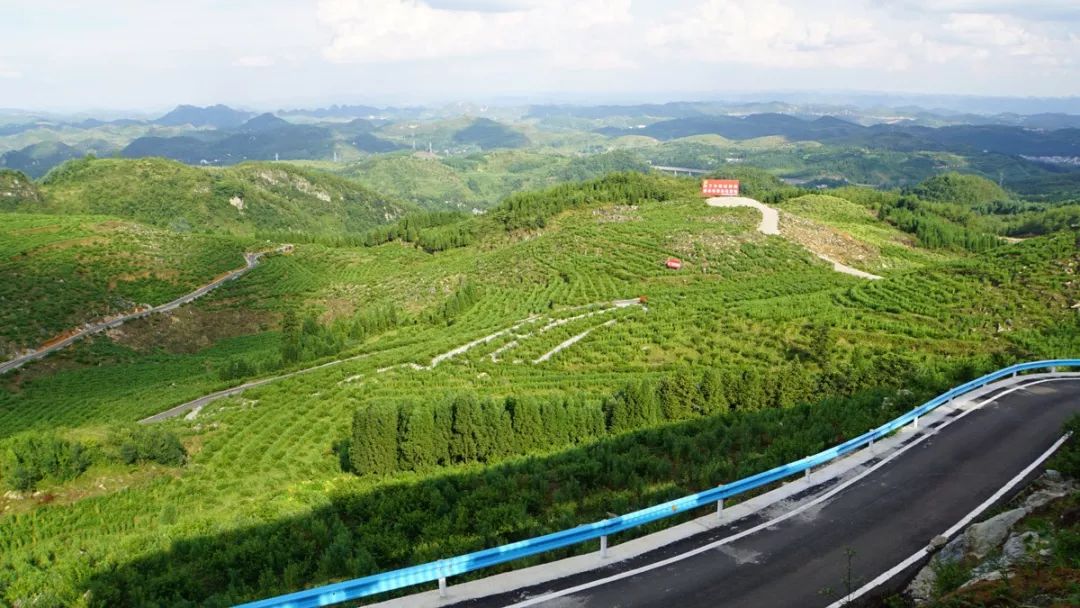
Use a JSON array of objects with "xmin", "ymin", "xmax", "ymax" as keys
[{"xmin": 237, "ymin": 359, "xmax": 1080, "ymax": 608}]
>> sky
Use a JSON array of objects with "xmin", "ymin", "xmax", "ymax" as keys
[{"xmin": 2, "ymin": 0, "xmax": 1079, "ymax": 111}]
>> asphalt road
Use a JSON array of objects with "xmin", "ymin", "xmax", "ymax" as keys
[
  {"xmin": 0, "ymin": 252, "xmax": 262, "ymax": 376},
  {"xmin": 458, "ymin": 378, "xmax": 1080, "ymax": 608}
]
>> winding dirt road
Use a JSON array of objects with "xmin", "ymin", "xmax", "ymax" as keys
[
  {"xmin": 0, "ymin": 252, "xmax": 264, "ymax": 376},
  {"xmin": 705, "ymin": 196, "xmax": 882, "ymax": 280}
]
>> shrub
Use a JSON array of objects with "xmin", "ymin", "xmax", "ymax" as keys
[
  {"xmin": 0, "ymin": 432, "xmax": 91, "ymax": 491},
  {"xmin": 108, "ymin": 426, "xmax": 186, "ymax": 466}
]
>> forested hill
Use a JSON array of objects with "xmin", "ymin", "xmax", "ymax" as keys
[
  {"xmin": 599, "ymin": 114, "xmax": 1080, "ymax": 157},
  {"xmin": 17, "ymin": 157, "xmax": 413, "ymax": 236}
]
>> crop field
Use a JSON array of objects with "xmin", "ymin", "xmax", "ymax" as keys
[{"xmin": 1, "ymin": 172, "xmax": 1078, "ymax": 606}]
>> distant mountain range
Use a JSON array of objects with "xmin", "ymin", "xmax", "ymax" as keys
[
  {"xmin": 121, "ymin": 112, "xmax": 403, "ymax": 165},
  {"xmin": 154, "ymin": 104, "xmax": 255, "ymax": 128},
  {"xmin": 0, "ymin": 141, "xmax": 104, "ymax": 178},
  {"xmin": 598, "ymin": 114, "xmax": 1080, "ymax": 157}
]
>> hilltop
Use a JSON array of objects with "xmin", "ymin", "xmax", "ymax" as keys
[
  {"xmin": 153, "ymin": 104, "xmax": 254, "ymax": 128},
  {"xmin": 452, "ymin": 118, "xmax": 530, "ymax": 150},
  {"xmin": 344, "ymin": 149, "xmax": 651, "ymax": 210},
  {"xmin": 21, "ymin": 157, "xmax": 412, "ymax": 235}
]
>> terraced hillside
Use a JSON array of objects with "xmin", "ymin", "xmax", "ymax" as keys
[
  {"xmin": 0, "ymin": 172, "xmax": 1077, "ymax": 607},
  {"xmin": 15, "ymin": 157, "xmax": 412, "ymax": 235},
  {"xmin": 0, "ymin": 214, "xmax": 247, "ymax": 356}
]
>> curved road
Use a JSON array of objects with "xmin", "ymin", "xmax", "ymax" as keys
[
  {"xmin": 0, "ymin": 252, "xmax": 263, "ymax": 376},
  {"xmin": 453, "ymin": 378, "xmax": 1080, "ymax": 608}
]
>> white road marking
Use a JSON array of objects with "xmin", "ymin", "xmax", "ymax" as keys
[
  {"xmin": 504, "ymin": 378, "xmax": 1071, "ymax": 608},
  {"xmin": 825, "ymin": 431, "xmax": 1071, "ymax": 608}
]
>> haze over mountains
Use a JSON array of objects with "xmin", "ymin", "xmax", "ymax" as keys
[{"xmin": 2, "ymin": 99, "xmax": 1080, "ymax": 182}]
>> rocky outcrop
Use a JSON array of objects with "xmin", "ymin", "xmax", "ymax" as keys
[{"xmin": 905, "ymin": 470, "xmax": 1077, "ymax": 604}]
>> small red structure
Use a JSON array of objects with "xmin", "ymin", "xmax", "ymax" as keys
[
  {"xmin": 702, "ymin": 179, "xmax": 740, "ymax": 197},
  {"xmin": 665, "ymin": 258, "xmax": 683, "ymax": 270}
]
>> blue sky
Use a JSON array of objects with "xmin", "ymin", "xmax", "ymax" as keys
[{"xmin": 2, "ymin": 0, "xmax": 1078, "ymax": 110}]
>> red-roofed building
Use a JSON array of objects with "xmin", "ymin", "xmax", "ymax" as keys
[
  {"xmin": 702, "ymin": 179, "xmax": 740, "ymax": 197},
  {"xmin": 666, "ymin": 258, "xmax": 683, "ymax": 270}
]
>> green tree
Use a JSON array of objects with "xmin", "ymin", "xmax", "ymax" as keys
[
  {"xmin": 450, "ymin": 395, "xmax": 485, "ymax": 463},
  {"xmin": 350, "ymin": 401, "xmax": 399, "ymax": 475},
  {"xmin": 699, "ymin": 368, "xmax": 731, "ymax": 415},
  {"xmin": 508, "ymin": 397, "xmax": 544, "ymax": 453},
  {"xmin": 658, "ymin": 369, "xmax": 698, "ymax": 420},
  {"xmin": 398, "ymin": 401, "xmax": 438, "ymax": 472},
  {"xmin": 280, "ymin": 309, "xmax": 302, "ymax": 364}
]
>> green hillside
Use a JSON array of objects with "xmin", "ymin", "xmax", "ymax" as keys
[
  {"xmin": 0, "ymin": 214, "xmax": 247, "ymax": 356},
  {"xmin": 344, "ymin": 150, "xmax": 651, "ymax": 210},
  {"xmin": 907, "ymin": 172, "xmax": 1009, "ymax": 205},
  {"xmin": 1, "ymin": 171, "xmax": 1077, "ymax": 606},
  {"xmin": 25, "ymin": 157, "xmax": 412, "ymax": 235},
  {"xmin": 452, "ymin": 117, "xmax": 529, "ymax": 149},
  {"xmin": 0, "ymin": 169, "xmax": 41, "ymax": 207}
]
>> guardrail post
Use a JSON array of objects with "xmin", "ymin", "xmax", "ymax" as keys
[
  {"xmin": 869, "ymin": 430, "xmax": 874, "ymax": 448},
  {"xmin": 600, "ymin": 535, "xmax": 609, "ymax": 559},
  {"xmin": 438, "ymin": 577, "xmax": 447, "ymax": 598},
  {"xmin": 913, "ymin": 416, "xmax": 919, "ymax": 430},
  {"xmin": 716, "ymin": 498, "xmax": 724, "ymax": 520},
  {"xmin": 804, "ymin": 466, "xmax": 810, "ymax": 479}
]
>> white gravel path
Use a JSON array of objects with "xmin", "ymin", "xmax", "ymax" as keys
[{"xmin": 705, "ymin": 196, "xmax": 881, "ymax": 280}]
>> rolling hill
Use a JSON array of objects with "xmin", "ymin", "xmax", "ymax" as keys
[
  {"xmin": 452, "ymin": 117, "xmax": 530, "ymax": 150},
  {"xmin": 0, "ymin": 213, "xmax": 247, "ymax": 356},
  {"xmin": 15, "ymin": 156, "xmax": 412, "ymax": 235},
  {"xmin": 344, "ymin": 149, "xmax": 651, "ymax": 210},
  {"xmin": 0, "ymin": 142, "xmax": 88, "ymax": 178}
]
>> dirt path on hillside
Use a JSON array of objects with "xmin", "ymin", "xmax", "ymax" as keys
[
  {"xmin": 1, "ymin": 251, "xmax": 268, "ymax": 376},
  {"xmin": 705, "ymin": 197, "xmax": 780, "ymax": 235},
  {"xmin": 705, "ymin": 196, "xmax": 882, "ymax": 280}
]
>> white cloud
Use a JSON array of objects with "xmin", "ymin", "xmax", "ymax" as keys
[
  {"xmin": 233, "ymin": 55, "xmax": 277, "ymax": 68},
  {"xmin": 645, "ymin": 1, "xmax": 909, "ymax": 71},
  {"xmin": 316, "ymin": 0, "xmax": 634, "ymax": 67},
  {"xmin": 0, "ymin": 68, "xmax": 21, "ymax": 79}
]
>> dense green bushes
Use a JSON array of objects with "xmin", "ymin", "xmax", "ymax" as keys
[
  {"xmin": 879, "ymin": 196, "xmax": 1001, "ymax": 252},
  {"xmin": 362, "ymin": 210, "xmax": 474, "ymax": 251},
  {"xmin": 109, "ymin": 426, "xmax": 186, "ymax": 467},
  {"xmin": 0, "ymin": 432, "xmax": 90, "ymax": 491},
  {"xmin": 349, "ymin": 394, "xmax": 604, "ymax": 475},
  {"xmin": 492, "ymin": 172, "xmax": 691, "ymax": 232},
  {"xmin": 345, "ymin": 354, "xmax": 971, "ymax": 477},
  {"xmin": 0, "ymin": 427, "xmax": 186, "ymax": 491},
  {"xmin": 907, "ymin": 172, "xmax": 1008, "ymax": 206}
]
